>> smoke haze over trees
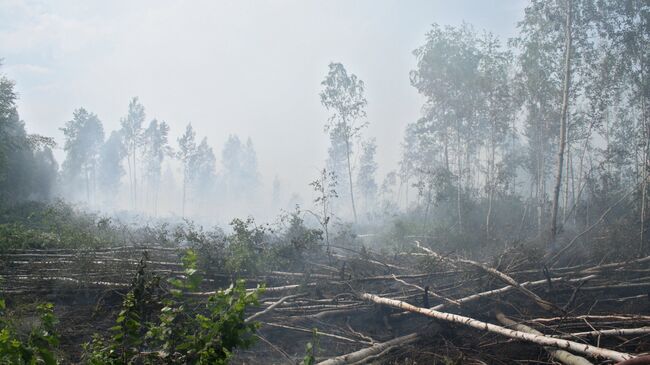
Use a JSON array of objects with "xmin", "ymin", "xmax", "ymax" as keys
[
  {"xmin": 0, "ymin": 0, "xmax": 647, "ymax": 245},
  {"xmin": 1, "ymin": 1, "xmax": 649, "ymax": 363}
]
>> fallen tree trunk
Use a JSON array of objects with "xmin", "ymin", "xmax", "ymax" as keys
[
  {"xmin": 245, "ymin": 293, "xmax": 305, "ymax": 323},
  {"xmin": 345, "ymin": 272, "xmax": 596, "ymax": 363},
  {"xmin": 316, "ymin": 333, "xmax": 420, "ymax": 365},
  {"xmin": 414, "ymin": 241, "xmax": 558, "ymax": 311},
  {"xmin": 361, "ymin": 293, "xmax": 633, "ymax": 362},
  {"xmin": 530, "ymin": 315, "xmax": 650, "ymax": 323},
  {"xmin": 615, "ymin": 355, "xmax": 650, "ymax": 365},
  {"xmin": 496, "ymin": 312, "xmax": 593, "ymax": 365},
  {"xmin": 560, "ymin": 327, "xmax": 650, "ymax": 338}
]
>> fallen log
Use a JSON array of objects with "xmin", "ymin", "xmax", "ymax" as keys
[
  {"xmin": 560, "ymin": 327, "xmax": 650, "ymax": 338},
  {"xmin": 615, "ymin": 355, "xmax": 650, "ymax": 365},
  {"xmin": 414, "ymin": 241, "xmax": 558, "ymax": 312},
  {"xmin": 496, "ymin": 312, "xmax": 593, "ymax": 365},
  {"xmin": 530, "ymin": 315, "xmax": 650, "ymax": 323},
  {"xmin": 323, "ymin": 274, "xmax": 599, "ymax": 362},
  {"xmin": 361, "ymin": 293, "xmax": 633, "ymax": 362},
  {"xmin": 316, "ymin": 333, "xmax": 420, "ymax": 365}
]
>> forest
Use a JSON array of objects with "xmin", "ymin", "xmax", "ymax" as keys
[{"xmin": 0, "ymin": 0, "xmax": 649, "ymax": 363}]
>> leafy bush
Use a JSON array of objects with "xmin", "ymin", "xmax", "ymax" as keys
[
  {"xmin": 302, "ymin": 328, "xmax": 320, "ymax": 365},
  {"xmin": 224, "ymin": 218, "xmax": 269, "ymax": 275},
  {"xmin": 173, "ymin": 221, "xmax": 227, "ymax": 280},
  {"xmin": 0, "ymin": 200, "xmax": 124, "ymax": 250},
  {"xmin": 269, "ymin": 209, "xmax": 323, "ymax": 271},
  {"xmin": 283, "ymin": 210, "xmax": 323, "ymax": 252},
  {"xmin": 0, "ymin": 300, "xmax": 59, "ymax": 365},
  {"xmin": 85, "ymin": 250, "xmax": 263, "ymax": 364}
]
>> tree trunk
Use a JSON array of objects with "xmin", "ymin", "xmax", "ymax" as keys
[
  {"xmin": 486, "ymin": 124, "xmax": 496, "ymax": 240},
  {"xmin": 85, "ymin": 167, "xmax": 90, "ymax": 204},
  {"xmin": 182, "ymin": 169, "xmax": 187, "ymax": 218},
  {"xmin": 344, "ymin": 138, "xmax": 358, "ymax": 223},
  {"xmin": 563, "ymin": 145, "xmax": 570, "ymax": 221},
  {"xmin": 496, "ymin": 313, "xmax": 594, "ymax": 365},
  {"xmin": 550, "ymin": 0, "xmax": 573, "ymax": 246},
  {"xmin": 126, "ymin": 152, "xmax": 133, "ymax": 209},
  {"xmin": 641, "ymin": 67, "xmax": 648, "ymax": 252},
  {"xmin": 360, "ymin": 293, "xmax": 632, "ymax": 362},
  {"xmin": 444, "ymin": 131, "xmax": 449, "ymax": 172},
  {"xmin": 457, "ymin": 130, "xmax": 463, "ymax": 234},
  {"xmin": 133, "ymin": 143, "xmax": 138, "ymax": 211}
]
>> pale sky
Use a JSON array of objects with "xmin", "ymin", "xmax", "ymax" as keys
[{"xmin": 0, "ymin": 0, "xmax": 526, "ymax": 198}]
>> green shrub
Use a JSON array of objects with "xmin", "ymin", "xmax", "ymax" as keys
[
  {"xmin": 173, "ymin": 221, "xmax": 227, "ymax": 281},
  {"xmin": 85, "ymin": 249, "xmax": 263, "ymax": 364},
  {"xmin": 302, "ymin": 328, "xmax": 320, "ymax": 365},
  {"xmin": 0, "ymin": 200, "xmax": 124, "ymax": 250},
  {"xmin": 0, "ymin": 300, "xmax": 59, "ymax": 365},
  {"xmin": 224, "ymin": 218, "xmax": 268, "ymax": 275}
]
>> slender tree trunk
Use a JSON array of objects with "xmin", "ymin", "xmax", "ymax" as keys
[
  {"xmin": 550, "ymin": 0, "xmax": 572, "ymax": 246},
  {"xmin": 444, "ymin": 131, "xmax": 450, "ymax": 172},
  {"xmin": 92, "ymin": 160, "xmax": 97, "ymax": 206},
  {"xmin": 133, "ymin": 143, "xmax": 138, "ymax": 211},
  {"xmin": 563, "ymin": 146, "xmax": 570, "ymax": 221},
  {"xmin": 344, "ymin": 138, "xmax": 358, "ymax": 223},
  {"xmin": 85, "ymin": 167, "xmax": 90, "ymax": 204},
  {"xmin": 405, "ymin": 176, "xmax": 409, "ymax": 210},
  {"xmin": 422, "ymin": 183, "xmax": 432, "ymax": 234},
  {"xmin": 154, "ymin": 176, "xmax": 160, "ymax": 217},
  {"xmin": 182, "ymin": 169, "xmax": 187, "ymax": 218},
  {"xmin": 641, "ymin": 65, "xmax": 648, "ymax": 252},
  {"xmin": 457, "ymin": 130, "xmax": 463, "ymax": 234},
  {"xmin": 486, "ymin": 126, "xmax": 496, "ymax": 240},
  {"xmin": 126, "ymin": 152, "xmax": 133, "ymax": 209},
  {"xmin": 537, "ymin": 113, "xmax": 545, "ymax": 237}
]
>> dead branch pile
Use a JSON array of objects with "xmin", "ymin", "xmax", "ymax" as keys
[{"xmin": 2, "ymin": 242, "xmax": 650, "ymax": 364}]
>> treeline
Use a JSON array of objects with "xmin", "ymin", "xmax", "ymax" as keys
[
  {"xmin": 0, "ymin": 69, "xmax": 58, "ymax": 205},
  {"xmin": 1, "ymin": 0, "xmax": 648, "ymax": 257},
  {"xmin": 318, "ymin": 0, "xmax": 649, "ymax": 255},
  {"xmin": 59, "ymin": 98, "xmax": 262, "ymax": 218},
  {"xmin": 400, "ymin": 0, "xmax": 648, "ymax": 252},
  {"xmin": 0, "ymin": 70, "xmax": 263, "ymax": 219}
]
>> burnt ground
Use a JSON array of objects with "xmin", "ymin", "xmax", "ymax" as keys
[{"xmin": 2, "ymin": 244, "xmax": 650, "ymax": 364}]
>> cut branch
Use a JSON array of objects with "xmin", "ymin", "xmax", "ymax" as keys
[
  {"xmin": 245, "ymin": 293, "xmax": 305, "ymax": 323},
  {"xmin": 496, "ymin": 312, "xmax": 593, "ymax": 365},
  {"xmin": 415, "ymin": 241, "xmax": 558, "ymax": 311},
  {"xmin": 361, "ymin": 293, "xmax": 633, "ymax": 362},
  {"xmin": 316, "ymin": 333, "xmax": 420, "ymax": 365}
]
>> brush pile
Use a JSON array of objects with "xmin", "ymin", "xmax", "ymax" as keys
[{"xmin": 2, "ymin": 241, "xmax": 650, "ymax": 364}]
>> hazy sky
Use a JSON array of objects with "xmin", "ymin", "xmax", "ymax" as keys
[{"xmin": 1, "ymin": 0, "xmax": 526, "ymax": 197}]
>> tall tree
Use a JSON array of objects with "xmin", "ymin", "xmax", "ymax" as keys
[
  {"xmin": 142, "ymin": 119, "xmax": 171, "ymax": 215},
  {"xmin": 60, "ymin": 108, "xmax": 105, "ymax": 204},
  {"xmin": 0, "ymin": 66, "xmax": 57, "ymax": 204},
  {"xmin": 309, "ymin": 168, "xmax": 338, "ymax": 251},
  {"xmin": 120, "ymin": 97, "xmax": 145, "ymax": 210},
  {"xmin": 326, "ymin": 125, "xmax": 350, "ymax": 208},
  {"xmin": 410, "ymin": 23, "xmax": 482, "ymax": 233},
  {"xmin": 477, "ymin": 32, "xmax": 517, "ymax": 239},
  {"xmin": 514, "ymin": 0, "xmax": 596, "ymax": 245},
  {"xmin": 177, "ymin": 123, "xmax": 196, "ymax": 218},
  {"xmin": 596, "ymin": 0, "xmax": 650, "ymax": 251},
  {"xmin": 190, "ymin": 137, "xmax": 217, "ymax": 214},
  {"xmin": 357, "ymin": 138, "xmax": 378, "ymax": 216},
  {"xmin": 98, "ymin": 130, "xmax": 126, "ymax": 206},
  {"xmin": 220, "ymin": 135, "xmax": 260, "ymax": 200},
  {"xmin": 320, "ymin": 62, "xmax": 368, "ymax": 223},
  {"xmin": 549, "ymin": 0, "xmax": 573, "ymax": 245}
]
